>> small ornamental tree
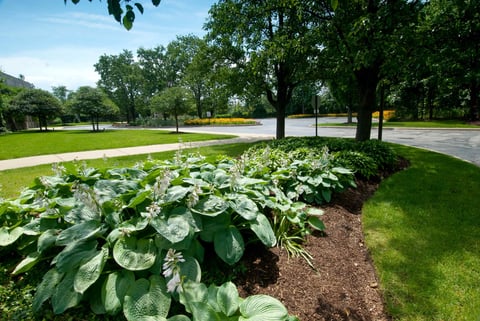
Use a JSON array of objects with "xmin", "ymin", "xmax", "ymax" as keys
[
  {"xmin": 9, "ymin": 88, "xmax": 63, "ymax": 131},
  {"xmin": 68, "ymin": 86, "xmax": 119, "ymax": 131},
  {"xmin": 150, "ymin": 87, "xmax": 193, "ymax": 133}
]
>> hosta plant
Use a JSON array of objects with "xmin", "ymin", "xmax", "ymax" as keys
[{"xmin": 0, "ymin": 153, "xmax": 311, "ymax": 319}]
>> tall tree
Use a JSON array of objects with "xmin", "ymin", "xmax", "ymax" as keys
[
  {"xmin": 67, "ymin": 86, "xmax": 119, "ymax": 131},
  {"xmin": 9, "ymin": 89, "xmax": 63, "ymax": 131},
  {"xmin": 318, "ymin": 0, "xmax": 423, "ymax": 140},
  {"xmin": 206, "ymin": 0, "xmax": 320, "ymax": 139},
  {"xmin": 95, "ymin": 50, "xmax": 143, "ymax": 124},
  {"xmin": 149, "ymin": 87, "xmax": 193, "ymax": 133},
  {"xmin": 421, "ymin": 0, "xmax": 480, "ymax": 121}
]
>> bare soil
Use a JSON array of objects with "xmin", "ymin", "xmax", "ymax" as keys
[{"xmin": 236, "ymin": 179, "xmax": 392, "ymax": 321}]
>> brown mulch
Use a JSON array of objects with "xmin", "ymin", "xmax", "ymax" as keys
[{"xmin": 236, "ymin": 179, "xmax": 392, "ymax": 321}]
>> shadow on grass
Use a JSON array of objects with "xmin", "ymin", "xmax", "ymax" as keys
[{"xmin": 363, "ymin": 146, "xmax": 480, "ymax": 321}]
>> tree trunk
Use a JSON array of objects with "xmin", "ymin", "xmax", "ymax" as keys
[
  {"xmin": 469, "ymin": 80, "xmax": 479, "ymax": 121},
  {"xmin": 174, "ymin": 107, "xmax": 179, "ymax": 133},
  {"xmin": 354, "ymin": 65, "xmax": 379, "ymax": 141}
]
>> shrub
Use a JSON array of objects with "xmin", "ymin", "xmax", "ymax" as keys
[{"xmin": 184, "ymin": 118, "xmax": 258, "ymax": 126}]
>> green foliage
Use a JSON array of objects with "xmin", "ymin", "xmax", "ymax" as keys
[
  {"xmin": 9, "ymin": 88, "xmax": 63, "ymax": 131},
  {"xmin": 0, "ymin": 150, "xmax": 314, "ymax": 319},
  {"xmin": 249, "ymin": 136, "xmax": 399, "ymax": 174},
  {"xmin": 0, "ymin": 137, "xmax": 372, "ymax": 320}
]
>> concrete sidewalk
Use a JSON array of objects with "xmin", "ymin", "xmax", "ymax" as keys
[{"xmin": 0, "ymin": 136, "xmax": 272, "ymax": 171}]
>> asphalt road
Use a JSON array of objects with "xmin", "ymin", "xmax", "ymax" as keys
[{"xmin": 172, "ymin": 117, "xmax": 480, "ymax": 166}]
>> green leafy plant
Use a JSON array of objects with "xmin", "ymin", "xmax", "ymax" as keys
[{"xmin": 0, "ymin": 153, "xmax": 304, "ymax": 319}]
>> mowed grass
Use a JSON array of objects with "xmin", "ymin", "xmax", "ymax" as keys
[
  {"xmin": 363, "ymin": 145, "xmax": 480, "ymax": 321},
  {"xmin": 0, "ymin": 129, "xmax": 235, "ymax": 160},
  {"xmin": 0, "ymin": 143, "xmax": 256, "ymax": 199}
]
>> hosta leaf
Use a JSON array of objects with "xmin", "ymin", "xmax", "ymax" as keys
[
  {"xmin": 179, "ymin": 281, "xmax": 208, "ymax": 313},
  {"xmin": 190, "ymin": 301, "xmax": 222, "ymax": 321},
  {"xmin": 192, "ymin": 195, "xmax": 229, "ymax": 217},
  {"xmin": 332, "ymin": 167, "xmax": 353, "ymax": 174},
  {"xmin": 307, "ymin": 216, "xmax": 326, "ymax": 231},
  {"xmin": 249, "ymin": 214, "xmax": 276, "ymax": 247},
  {"xmin": 37, "ymin": 228, "xmax": 60, "ymax": 252},
  {"xmin": 177, "ymin": 255, "xmax": 201, "ymax": 283},
  {"xmin": 52, "ymin": 240, "xmax": 98, "ymax": 273},
  {"xmin": 217, "ymin": 281, "xmax": 239, "ymax": 317},
  {"xmin": 12, "ymin": 251, "xmax": 41, "ymax": 275},
  {"xmin": 102, "ymin": 270, "xmax": 136, "ymax": 315},
  {"xmin": 167, "ymin": 315, "xmax": 191, "ymax": 321},
  {"xmin": 306, "ymin": 207, "xmax": 324, "ymax": 216},
  {"xmin": 164, "ymin": 185, "xmax": 190, "ymax": 203},
  {"xmin": 199, "ymin": 213, "xmax": 230, "ymax": 242},
  {"xmin": 150, "ymin": 215, "xmax": 190, "ymax": 244},
  {"xmin": 321, "ymin": 189, "xmax": 332, "ymax": 203},
  {"xmin": 33, "ymin": 268, "xmax": 64, "ymax": 312},
  {"xmin": 123, "ymin": 275, "xmax": 171, "ymax": 321},
  {"xmin": 0, "ymin": 226, "xmax": 24, "ymax": 246},
  {"xmin": 239, "ymin": 295, "xmax": 288, "ymax": 321},
  {"xmin": 214, "ymin": 226, "xmax": 244, "ymax": 265},
  {"xmin": 55, "ymin": 220, "xmax": 103, "ymax": 246},
  {"xmin": 113, "ymin": 236, "xmax": 157, "ymax": 271},
  {"xmin": 229, "ymin": 194, "xmax": 259, "ymax": 220},
  {"xmin": 52, "ymin": 270, "xmax": 83, "ymax": 314},
  {"xmin": 74, "ymin": 246, "xmax": 109, "ymax": 294}
]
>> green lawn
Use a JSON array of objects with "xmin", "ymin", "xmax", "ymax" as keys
[
  {"xmin": 363, "ymin": 145, "xmax": 480, "ymax": 321},
  {"xmin": 0, "ymin": 129, "xmax": 235, "ymax": 160},
  {"xmin": 318, "ymin": 119, "xmax": 480, "ymax": 128},
  {"xmin": 0, "ymin": 143, "xmax": 255, "ymax": 199},
  {"xmin": 0, "ymin": 135, "xmax": 479, "ymax": 320}
]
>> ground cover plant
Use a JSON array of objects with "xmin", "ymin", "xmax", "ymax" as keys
[
  {"xmin": 0, "ymin": 138, "xmax": 366, "ymax": 320},
  {"xmin": 0, "ymin": 130, "xmax": 234, "ymax": 160}
]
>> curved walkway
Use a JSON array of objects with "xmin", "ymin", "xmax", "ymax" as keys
[
  {"xmin": 1, "ymin": 119, "xmax": 479, "ymax": 170},
  {"xmin": 0, "ymin": 135, "xmax": 272, "ymax": 171}
]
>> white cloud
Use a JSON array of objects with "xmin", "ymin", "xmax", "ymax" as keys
[
  {"xmin": 0, "ymin": 46, "xmax": 108, "ymax": 91},
  {"xmin": 38, "ymin": 12, "xmax": 121, "ymax": 32}
]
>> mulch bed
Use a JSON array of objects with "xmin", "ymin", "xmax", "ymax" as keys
[{"xmin": 235, "ymin": 179, "xmax": 392, "ymax": 321}]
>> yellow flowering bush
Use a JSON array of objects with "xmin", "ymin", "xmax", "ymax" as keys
[
  {"xmin": 184, "ymin": 118, "xmax": 258, "ymax": 125},
  {"xmin": 373, "ymin": 110, "xmax": 396, "ymax": 120}
]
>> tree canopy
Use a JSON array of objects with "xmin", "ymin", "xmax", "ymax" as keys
[{"xmin": 9, "ymin": 89, "xmax": 63, "ymax": 131}]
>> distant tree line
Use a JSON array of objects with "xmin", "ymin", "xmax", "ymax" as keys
[{"xmin": 2, "ymin": 0, "xmax": 478, "ymax": 140}]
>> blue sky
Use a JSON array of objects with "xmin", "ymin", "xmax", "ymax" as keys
[{"xmin": 0, "ymin": 0, "xmax": 215, "ymax": 91}]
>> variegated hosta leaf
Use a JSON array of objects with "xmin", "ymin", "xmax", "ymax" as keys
[
  {"xmin": 12, "ymin": 251, "xmax": 41, "ymax": 275},
  {"xmin": 123, "ymin": 275, "xmax": 171, "ymax": 321},
  {"xmin": 113, "ymin": 236, "xmax": 157, "ymax": 271},
  {"xmin": 0, "ymin": 226, "xmax": 24, "ymax": 246}
]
